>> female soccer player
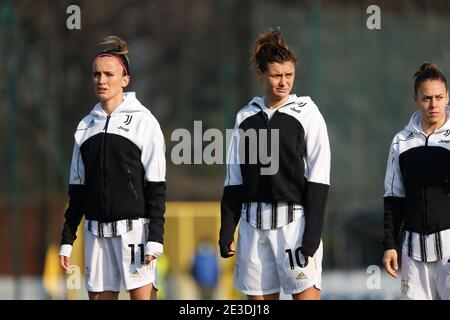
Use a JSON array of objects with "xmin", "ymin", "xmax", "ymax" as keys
[
  {"xmin": 383, "ymin": 62, "xmax": 450, "ymax": 300},
  {"xmin": 219, "ymin": 29, "xmax": 331, "ymax": 300},
  {"xmin": 59, "ymin": 36, "xmax": 166, "ymax": 300}
]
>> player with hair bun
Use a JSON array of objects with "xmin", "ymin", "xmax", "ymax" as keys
[
  {"xmin": 59, "ymin": 35, "xmax": 166, "ymax": 300},
  {"xmin": 219, "ymin": 29, "xmax": 330, "ymax": 300},
  {"xmin": 383, "ymin": 62, "xmax": 450, "ymax": 299}
]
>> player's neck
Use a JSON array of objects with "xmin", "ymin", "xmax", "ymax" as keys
[
  {"xmin": 264, "ymin": 95, "xmax": 290, "ymax": 110},
  {"xmin": 421, "ymin": 116, "xmax": 447, "ymax": 136},
  {"xmin": 101, "ymin": 93, "xmax": 124, "ymax": 115}
]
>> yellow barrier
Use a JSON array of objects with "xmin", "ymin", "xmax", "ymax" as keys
[
  {"xmin": 164, "ymin": 202, "xmax": 241, "ymax": 299},
  {"xmin": 165, "ymin": 201, "xmax": 221, "ymax": 273}
]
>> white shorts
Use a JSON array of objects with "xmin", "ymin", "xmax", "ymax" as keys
[
  {"xmin": 84, "ymin": 223, "xmax": 158, "ymax": 292},
  {"xmin": 401, "ymin": 252, "xmax": 450, "ymax": 300},
  {"xmin": 233, "ymin": 214, "xmax": 322, "ymax": 296}
]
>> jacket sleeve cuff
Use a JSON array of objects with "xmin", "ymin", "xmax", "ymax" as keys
[
  {"xmin": 59, "ymin": 244, "xmax": 73, "ymax": 257},
  {"xmin": 382, "ymin": 236, "xmax": 397, "ymax": 251},
  {"xmin": 145, "ymin": 241, "xmax": 163, "ymax": 258},
  {"xmin": 301, "ymin": 241, "xmax": 320, "ymax": 257},
  {"xmin": 302, "ymin": 181, "xmax": 329, "ymax": 257}
]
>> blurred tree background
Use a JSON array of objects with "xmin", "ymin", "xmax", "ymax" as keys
[{"xmin": 1, "ymin": 0, "xmax": 450, "ymax": 298}]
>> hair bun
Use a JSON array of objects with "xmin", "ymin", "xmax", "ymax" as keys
[
  {"xmin": 98, "ymin": 35, "xmax": 128, "ymax": 55},
  {"xmin": 414, "ymin": 61, "xmax": 439, "ymax": 78},
  {"xmin": 251, "ymin": 28, "xmax": 297, "ymax": 72},
  {"xmin": 413, "ymin": 61, "xmax": 447, "ymax": 94}
]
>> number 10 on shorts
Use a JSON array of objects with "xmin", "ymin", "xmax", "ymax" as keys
[{"xmin": 286, "ymin": 247, "xmax": 309, "ymax": 269}]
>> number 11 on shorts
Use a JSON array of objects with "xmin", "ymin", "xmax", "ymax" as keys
[{"xmin": 128, "ymin": 243, "xmax": 145, "ymax": 265}]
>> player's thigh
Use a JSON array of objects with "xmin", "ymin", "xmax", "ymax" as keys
[
  {"xmin": 273, "ymin": 216, "xmax": 322, "ymax": 295},
  {"xmin": 292, "ymin": 286, "xmax": 320, "ymax": 300},
  {"xmin": 84, "ymin": 230, "xmax": 121, "ymax": 292},
  {"xmin": 436, "ymin": 256, "xmax": 450, "ymax": 300},
  {"xmin": 88, "ymin": 291, "xmax": 119, "ymax": 300},
  {"xmin": 247, "ymin": 292, "xmax": 280, "ymax": 300},
  {"xmin": 129, "ymin": 283, "xmax": 157, "ymax": 300},
  {"xmin": 400, "ymin": 252, "xmax": 435, "ymax": 300},
  {"xmin": 234, "ymin": 220, "xmax": 279, "ymax": 296},
  {"xmin": 115, "ymin": 223, "xmax": 157, "ymax": 292}
]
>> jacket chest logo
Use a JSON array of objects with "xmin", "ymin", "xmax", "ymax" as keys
[
  {"xmin": 124, "ymin": 115, "xmax": 133, "ymax": 125},
  {"xmin": 290, "ymin": 106, "xmax": 301, "ymax": 114},
  {"xmin": 438, "ymin": 130, "xmax": 450, "ymax": 143},
  {"xmin": 118, "ymin": 125, "xmax": 130, "ymax": 132},
  {"xmin": 290, "ymin": 102, "xmax": 306, "ymax": 114},
  {"xmin": 118, "ymin": 115, "xmax": 133, "ymax": 132},
  {"xmin": 87, "ymin": 119, "xmax": 95, "ymax": 128},
  {"xmin": 77, "ymin": 118, "xmax": 95, "ymax": 131}
]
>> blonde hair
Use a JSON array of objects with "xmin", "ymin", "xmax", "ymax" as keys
[
  {"xmin": 98, "ymin": 35, "xmax": 129, "ymax": 55},
  {"xmin": 96, "ymin": 35, "xmax": 130, "ymax": 75}
]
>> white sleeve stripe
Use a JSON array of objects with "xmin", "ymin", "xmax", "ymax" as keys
[
  {"xmin": 141, "ymin": 118, "xmax": 166, "ymax": 182},
  {"xmin": 384, "ymin": 140, "xmax": 406, "ymax": 198},
  {"xmin": 224, "ymin": 124, "xmax": 243, "ymax": 186},
  {"xmin": 69, "ymin": 143, "xmax": 85, "ymax": 185},
  {"xmin": 304, "ymin": 113, "xmax": 330, "ymax": 185}
]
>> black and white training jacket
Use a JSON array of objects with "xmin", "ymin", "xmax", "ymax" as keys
[
  {"xmin": 383, "ymin": 108, "xmax": 450, "ymax": 262},
  {"xmin": 60, "ymin": 92, "xmax": 166, "ymax": 257},
  {"xmin": 219, "ymin": 95, "xmax": 331, "ymax": 257}
]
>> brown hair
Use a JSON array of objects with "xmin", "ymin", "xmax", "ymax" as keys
[
  {"xmin": 251, "ymin": 29, "xmax": 297, "ymax": 73},
  {"xmin": 96, "ymin": 35, "xmax": 130, "ymax": 76},
  {"xmin": 413, "ymin": 61, "xmax": 447, "ymax": 95}
]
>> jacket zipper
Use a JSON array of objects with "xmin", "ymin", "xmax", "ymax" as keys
[
  {"xmin": 260, "ymin": 107, "xmax": 271, "ymax": 167},
  {"xmin": 422, "ymin": 133, "xmax": 431, "ymax": 233},
  {"xmin": 255, "ymin": 100, "xmax": 298, "ymax": 171},
  {"xmin": 255, "ymin": 100, "xmax": 296, "ymax": 137},
  {"xmin": 102, "ymin": 115, "xmax": 111, "ymax": 218}
]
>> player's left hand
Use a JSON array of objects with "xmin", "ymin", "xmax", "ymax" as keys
[
  {"xmin": 145, "ymin": 255, "xmax": 156, "ymax": 264},
  {"xmin": 382, "ymin": 249, "xmax": 398, "ymax": 278}
]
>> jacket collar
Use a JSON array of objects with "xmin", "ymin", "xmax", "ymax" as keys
[
  {"xmin": 90, "ymin": 92, "xmax": 142, "ymax": 118},
  {"xmin": 249, "ymin": 94, "xmax": 299, "ymax": 111},
  {"xmin": 405, "ymin": 106, "xmax": 450, "ymax": 134}
]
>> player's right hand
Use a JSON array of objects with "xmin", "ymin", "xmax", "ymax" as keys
[
  {"xmin": 220, "ymin": 242, "xmax": 236, "ymax": 258},
  {"xmin": 59, "ymin": 255, "xmax": 72, "ymax": 272},
  {"xmin": 227, "ymin": 242, "xmax": 235, "ymax": 256},
  {"xmin": 382, "ymin": 249, "xmax": 398, "ymax": 278}
]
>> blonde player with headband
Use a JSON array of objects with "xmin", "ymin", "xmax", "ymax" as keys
[{"xmin": 59, "ymin": 36, "xmax": 166, "ymax": 300}]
